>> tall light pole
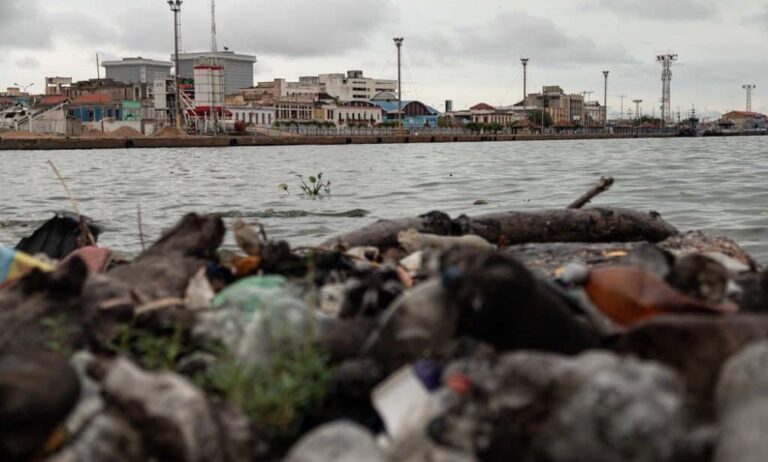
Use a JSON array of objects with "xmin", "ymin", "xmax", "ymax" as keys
[
  {"xmin": 633, "ymin": 99, "xmax": 643, "ymax": 122},
  {"xmin": 168, "ymin": 0, "xmax": 183, "ymax": 130},
  {"xmin": 743, "ymin": 84, "xmax": 756, "ymax": 112},
  {"xmin": 618, "ymin": 94, "xmax": 627, "ymax": 121},
  {"xmin": 393, "ymin": 37, "xmax": 404, "ymax": 129},
  {"xmin": 14, "ymin": 82, "xmax": 35, "ymax": 132},
  {"xmin": 521, "ymin": 58, "xmax": 529, "ymax": 103},
  {"xmin": 602, "ymin": 71, "xmax": 609, "ymax": 127}
]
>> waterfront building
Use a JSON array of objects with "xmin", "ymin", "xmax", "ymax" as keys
[
  {"xmin": 334, "ymin": 101, "xmax": 384, "ymax": 126},
  {"xmin": 371, "ymin": 92, "xmax": 439, "ymax": 128},
  {"xmin": 102, "ymin": 57, "xmax": 173, "ymax": 85},
  {"xmin": 69, "ymin": 78, "xmax": 152, "ymax": 102},
  {"xmin": 45, "ymin": 77, "xmax": 72, "ymax": 96},
  {"xmin": 230, "ymin": 106, "xmax": 275, "ymax": 127},
  {"xmin": 582, "ymin": 101, "xmax": 606, "ymax": 127},
  {"xmin": 517, "ymin": 86, "xmax": 584, "ymax": 125},
  {"xmin": 720, "ymin": 111, "xmax": 767, "ymax": 131},
  {"xmin": 273, "ymin": 96, "xmax": 316, "ymax": 123},
  {"xmin": 318, "ymin": 70, "xmax": 397, "ymax": 101},
  {"xmin": 175, "ymin": 50, "xmax": 256, "ymax": 94},
  {"xmin": 68, "ymin": 94, "xmax": 121, "ymax": 122}
]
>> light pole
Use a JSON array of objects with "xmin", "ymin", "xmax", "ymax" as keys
[
  {"xmin": 618, "ymin": 94, "xmax": 626, "ymax": 121},
  {"xmin": 393, "ymin": 37, "xmax": 404, "ymax": 129},
  {"xmin": 521, "ymin": 58, "xmax": 529, "ymax": 102},
  {"xmin": 14, "ymin": 83, "xmax": 35, "ymax": 131},
  {"xmin": 743, "ymin": 84, "xmax": 756, "ymax": 112},
  {"xmin": 168, "ymin": 0, "xmax": 183, "ymax": 130},
  {"xmin": 602, "ymin": 71, "xmax": 609, "ymax": 127},
  {"xmin": 633, "ymin": 99, "xmax": 642, "ymax": 122}
]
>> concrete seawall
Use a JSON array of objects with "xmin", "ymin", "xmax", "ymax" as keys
[{"xmin": 0, "ymin": 133, "xmax": 679, "ymax": 151}]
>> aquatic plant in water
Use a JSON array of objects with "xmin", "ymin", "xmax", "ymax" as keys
[{"xmin": 281, "ymin": 172, "xmax": 331, "ymax": 198}]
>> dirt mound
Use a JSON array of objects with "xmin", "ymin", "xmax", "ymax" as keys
[
  {"xmin": 80, "ymin": 128, "xmax": 104, "ymax": 138},
  {"xmin": 153, "ymin": 126, "xmax": 188, "ymax": 138},
  {"xmin": 108, "ymin": 126, "xmax": 144, "ymax": 138},
  {"xmin": 0, "ymin": 130, "xmax": 46, "ymax": 139}
]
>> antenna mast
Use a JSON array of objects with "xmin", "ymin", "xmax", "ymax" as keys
[
  {"xmin": 656, "ymin": 54, "xmax": 678, "ymax": 126},
  {"xmin": 743, "ymin": 84, "xmax": 756, "ymax": 112}
]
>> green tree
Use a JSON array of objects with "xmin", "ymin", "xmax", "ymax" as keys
[{"xmin": 527, "ymin": 110, "xmax": 553, "ymax": 127}]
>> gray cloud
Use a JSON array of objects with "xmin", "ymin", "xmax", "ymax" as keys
[
  {"xmin": 411, "ymin": 12, "xmax": 634, "ymax": 67},
  {"xmin": 15, "ymin": 57, "xmax": 40, "ymax": 70},
  {"xmin": 0, "ymin": 1, "xmax": 52, "ymax": 48},
  {"xmin": 584, "ymin": 0, "xmax": 717, "ymax": 20}
]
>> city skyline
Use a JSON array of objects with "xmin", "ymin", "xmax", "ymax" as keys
[{"xmin": 1, "ymin": 0, "xmax": 766, "ymax": 119}]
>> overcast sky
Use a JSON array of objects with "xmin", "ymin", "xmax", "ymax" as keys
[{"xmin": 1, "ymin": 0, "xmax": 765, "ymax": 118}]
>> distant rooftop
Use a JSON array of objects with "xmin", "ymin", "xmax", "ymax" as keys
[
  {"xmin": 175, "ymin": 51, "xmax": 256, "ymax": 63},
  {"xmin": 102, "ymin": 57, "xmax": 173, "ymax": 67}
]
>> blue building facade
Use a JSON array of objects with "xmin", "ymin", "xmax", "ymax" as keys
[{"xmin": 371, "ymin": 97, "xmax": 439, "ymax": 129}]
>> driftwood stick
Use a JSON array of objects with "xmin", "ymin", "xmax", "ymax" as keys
[
  {"xmin": 568, "ymin": 176, "xmax": 615, "ymax": 209},
  {"xmin": 322, "ymin": 208, "xmax": 679, "ymax": 250},
  {"xmin": 137, "ymin": 203, "xmax": 146, "ymax": 252},
  {"xmin": 47, "ymin": 159, "xmax": 97, "ymax": 247}
]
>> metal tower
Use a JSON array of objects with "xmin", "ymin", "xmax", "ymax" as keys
[
  {"xmin": 602, "ymin": 71, "xmax": 609, "ymax": 126},
  {"xmin": 393, "ymin": 38, "xmax": 404, "ymax": 128},
  {"xmin": 618, "ymin": 94, "xmax": 627, "ymax": 120},
  {"xmin": 521, "ymin": 58, "xmax": 529, "ymax": 102},
  {"xmin": 743, "ymin": 84, "xmax": 756, "ymax": 112},
  {"xmin": 633, "ymin": 99, "xmax": 642, "ymax": 121},
  {"xmin": 656, "ymin": 54, "xmax": 677, "ymax": 126},
  {"xmin": 210, "ymin": 0, "xmax": 218, "ymax": 53}
]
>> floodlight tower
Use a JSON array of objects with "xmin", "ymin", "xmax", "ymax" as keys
[
  {"xmin": 167, "ymin": 0, "xmax": 183, "ymax": 129},
  {"xmin": 618, "ymin": 94, "xmax": 627, "ymax": 120},
  {"xmin": 633, "ymin": 99, "xmax": 643, "ymax": 121},
  {"xmin": 743, "ymin": 84, "xmax": 756, "ymax": 112},
  {"xmin": 656, "ymin": 54, "xmax": 678, "ymax": 126},
  {"xmin": 521, "ymin": 58, "xmax": 529, "ymax": 102},
  {"xmin": 393, "ymin": 38, "xmax": 404, "ymax": 129},
  {"xmin": 602, "ymin": 71, "xmax": 609, "ymax": 126}
]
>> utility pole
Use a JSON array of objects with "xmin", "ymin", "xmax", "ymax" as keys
[
  {"xmin": 602, "ymin": 70, "xmax": 609, "ymax": 127},
  {"xmin": 581, "ymin": 91, "xmax": 593, "ymax": 126},
  {"xmin": 394, "ymin": 37, "xmax": 404, "ymax": 129},
  {"xmin": 743, "ymin": 84, "xmax": 756, "ymax": 112},
  {"xmin": 656, "ymin": 54, "xmax": 678, "ymax": 126},
  {"xmin": 168, "ymin": 0, "xmax": 183, "ymax": 130},
  {"xmin": 633, "ymin": 99, "xmax": 642, "ymax": 121},
  {"xmin": 521, "ymin": 58, "xmax": 529, "ymax": 103},
  {"xmin": 96, "ymin": 53, "xmax": 104, "ymax": 133},
  {"xmin": 618, "ymin": 94, "xmax": 626, "ymax": 120}
]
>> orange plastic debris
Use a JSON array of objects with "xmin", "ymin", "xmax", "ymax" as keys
[{"xmin": 584, "ymin": 266, "xmax": 738, "ymax": 327}]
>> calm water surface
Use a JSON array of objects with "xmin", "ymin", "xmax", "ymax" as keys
[{"xmin": 1, "ymin": 137, "xmax": 767, "ymax": 263}]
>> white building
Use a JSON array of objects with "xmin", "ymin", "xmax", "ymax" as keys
[
  {"xmin": 176, "ymin": 50, "xmax": 257, "ymax": 94},
  {"xmin": 334, "ymin": 101, "xmax": 384, "ymax": 126},
  {"xmin": 318, "ymin": 70, "xmax": 397, "ymax": 101},
  {"xmin": 230, "ymin": 106, "xmax": 275, "ymax": 127},
  {"xmin": 102, "ymin": 57, "xmax": 173, "ymax": 85}
]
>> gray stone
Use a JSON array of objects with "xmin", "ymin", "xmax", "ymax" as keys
[
  {"xmin": 284, "ymin": 421, "xmax": 388, "ymax": 462},
  {"xmin": 48, "ymin": 412, "xmax": 145, "ymax": 462},
  {"xmin": 100, "ymin": 357, "xmax": 224, "ymax": 462},
  {"xmin": 435, "ymin": 351, "xmax": 685, "ymax": 462},
  {"xmin": 714, "ymin": 341, "xmax": 768, "ymax": 462}
]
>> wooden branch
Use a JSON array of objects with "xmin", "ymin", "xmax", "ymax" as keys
[
  {"xmin": 568, "ymin": 176, "xmax": 615, "ymax": 209},
  {"xmin": 48, "ymin": 159, "xmax": 97, "ymax": 247},
  {"xmin": 322, "ymin": 208, "xmax": 678, "ymax": 250}
]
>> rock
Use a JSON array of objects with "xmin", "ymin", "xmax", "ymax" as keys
[
  {"xmin": 47, "ymin": 412, "xmax": 145, "ymax": 462},
  {"xmin": 442, "ymin": 249, "xmax": 601, "ymax": 355},
  {"xmin": 100, "ymin": 357, "xmax": 225, "ymax": 462},
  {"xmin": 65, "ymin": 351, "xmax": 104, "ymax": 435},
  {"xmin": 434, "ymin": 350, "xmax": 685, "ymax": 462},
  {"xmin": 716, "ymin": 340, "xmax": 768, "ymax": 413},
  {"xmin": 714, "ymin": 343, "xmax": 768, "ymax": 462},
  {"xmin": 184, "ymin": 267, "xmax": 215, "ymax": 311},
  {"xmin": 398, "ymin": 228, "xmax": 493, "ymax": 254},
  {"xmin": 666, "ymin": 254, "xmax": 729, "ymax": 305},
  {"xmin": 660, "ymin": 231, "xmax": 758, "ymax": 271},
  {"xmin": 615, "ymin": 315, "xmax": 768, "ymax": 421},
  {"xmin": 0, "ymin": 351, "xmax": 80, "ymax": 462},
  {"xmin": 284, "ymin": 421, "xmax": 388, "ymax": 462}
]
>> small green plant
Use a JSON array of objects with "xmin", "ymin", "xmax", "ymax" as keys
[
  {"xmin": 296, "ymin": 172, "xmax": 331, "ymax": 197},
  {"xmin": 108, "ymin": 322, "xmax": 186, "ymax": 372},
  {"xmin": 197, "ymin": 339, "xmax": 334, "ymax": 445},
  {"xmin": 40, "ymin": 314, "xmax": 74, "ymax": 357}
]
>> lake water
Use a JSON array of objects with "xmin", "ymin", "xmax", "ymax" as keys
[{"xmin": 1, "ymin": 136, "xmax": 767, "ymax": 263}]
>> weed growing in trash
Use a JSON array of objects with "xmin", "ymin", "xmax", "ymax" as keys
[
  {"xmin": 296, "ymin": 172, "xmax": 331, "ymax": 198},
  {"xmin": 40, "ymin": 314, "xmax": 74, "ymax": 357},
  {"xmin": 108, "ymin": 322, "xmax": 187, "ymax": 372},
  {"xmin": 197, "ymin": 338, "xmax": 334, "ymax": 446}
]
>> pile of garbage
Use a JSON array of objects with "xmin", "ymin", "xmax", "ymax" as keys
[{"xmin": 2, "ymin": 204, "xmax": 768, "ymax": 462}]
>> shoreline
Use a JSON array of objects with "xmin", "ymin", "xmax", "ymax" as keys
[{"xmin": 0, "ymin": 132, "xmax": 690, "ymax": 151}]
